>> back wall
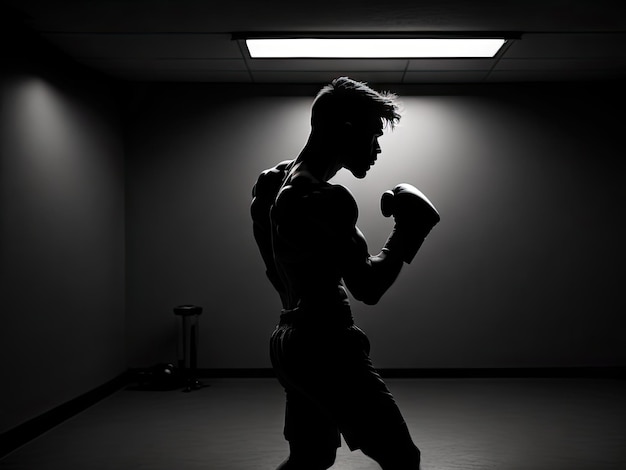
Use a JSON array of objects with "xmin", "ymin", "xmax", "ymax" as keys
[{"xmin": 125, "ymin": 81, "xmax": 624, "ymax": 370}]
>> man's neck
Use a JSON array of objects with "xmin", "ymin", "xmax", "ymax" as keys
[{"xmin": 296, "ymin": 134, "xmax": 342, "ymax": 182}]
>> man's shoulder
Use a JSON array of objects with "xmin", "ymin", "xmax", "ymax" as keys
[
  {"xmin": 252, "ymin": 160, "xmax": 292, "ymax": 199},
  {"xmin": 257, "ymin": 160, "xmax": 293, "ymax": 184},
  {"xmin": 284, "ymin": 181, "xmax": 358, "ymax": 224},
  {"xmin": 312, "ymin": 183, "xmax": 356, "ymax": 209},
  {"xmin": 281, "ymin": 177, "xmax": 354, "ymax": 202},
  {"xmin": 326, "ymin": 183, "xmax": 356, "ymax": 203},
  {"xmin": 326, "ymin": 184, "xmax": 358, "ymax": 223}
]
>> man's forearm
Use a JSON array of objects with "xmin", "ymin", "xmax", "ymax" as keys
[{"xmin": 344, "ymin": 250, "xmax": 404, "ymax": 305}]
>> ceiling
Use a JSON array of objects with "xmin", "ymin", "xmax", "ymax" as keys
[{"xmin": 5, "ymin": 0, "xmax": 626, "ymax": 84}]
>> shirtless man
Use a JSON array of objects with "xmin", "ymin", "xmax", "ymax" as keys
[{"xmin": 251, "ymin": 77, "xmax": 440, "ymax": 470}]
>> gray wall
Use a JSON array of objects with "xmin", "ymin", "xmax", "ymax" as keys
[
  {"xmin": 125, "ymin": 83, "xmax": 624, "ymax": 370},
  {"xmin": 1, "ymin": 60, "xmax": 126, "ymax": 431}
]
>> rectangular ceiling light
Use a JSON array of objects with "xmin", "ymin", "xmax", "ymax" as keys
[{"xmin": 246, "ymin": 38, "xmax": 506, "ymax": 58}]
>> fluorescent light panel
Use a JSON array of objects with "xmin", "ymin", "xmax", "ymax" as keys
[{"xmin": 246, "ymin": 38, "xmax": 506, "ymax": 58}]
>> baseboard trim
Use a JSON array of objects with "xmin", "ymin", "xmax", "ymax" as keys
[
  {"xmin": 0, "ymin": 371, "xmax": 131, "ymax": 459},
  {"xmin": 377, "ymin": 367, "xmax": 626, "ymax": 379},
  {"xmin": 193, "ymin": 366, "xmax": 625, "ymax": 379}
]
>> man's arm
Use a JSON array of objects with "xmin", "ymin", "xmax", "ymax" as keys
[
  {"xmin": 336, "ymin": 184, "xmax": 440, "ymax": 305},
  {"xmin": 342, "ymin": 226, "xmax": 405, "ymax": 305},
  {"xmin": 301, "ymin": 184, "xmax": 403, "ymax": 306}
]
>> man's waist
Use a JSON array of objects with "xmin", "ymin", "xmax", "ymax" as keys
[{"xmin": 279, "ymin": 303, "xmax": 353, "ymax": 328}]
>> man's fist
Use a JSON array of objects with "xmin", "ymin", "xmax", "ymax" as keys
[
  {"xmin": 381, "ymin": 183, "xmax": 440, "ymax": 264},
  {"xmin": 381, "ymin": 183, "xmax": 440, "ymax": 228}
]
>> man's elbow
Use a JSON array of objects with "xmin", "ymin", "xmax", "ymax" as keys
[
  {"xmin": 353, "ymin": 289, "xmax": 384, "ymax": 306},
  {"xmin": 363, "ymin": 296, "xmax": 381, "ymax": 306}
]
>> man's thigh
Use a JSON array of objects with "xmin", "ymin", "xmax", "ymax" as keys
[
  {"xmin": 283, "ymin": 387, "xmax": 341, "ymax": 450},
  {"xmin": 286, "ymin": 326, "xmax": 408, "ymax": 452}
]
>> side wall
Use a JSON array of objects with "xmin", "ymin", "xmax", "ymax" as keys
[
  {"xmin": 125, "ymin": 82, "xmax": 624, "ymax": 370},
  {"xmin": 0, "ymin": 22, "xmax": 126, "ymax": 433}
]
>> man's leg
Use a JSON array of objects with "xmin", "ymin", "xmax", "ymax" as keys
[
  {"xmin": 276, "ymin": 440, "xmax": 337, "ymax": 470},
  {"xmin": 276, "ymin": 386, "xmax": 341, "ymax": 470},
  {"xmin": 328, "ymin": 327, "xmax": 421, "ymax": 470},
  {"xmin": 359, "ymin": 422, "xmax": 421, "ymax": 470},
  {"xmin": 270, "ymin": 321, "xmax": 342, "ymax": 470}
]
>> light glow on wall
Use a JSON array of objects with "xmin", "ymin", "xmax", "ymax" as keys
[{"xmin": 246, "ymin": 38, "xmax": 506, "ymax": 58}]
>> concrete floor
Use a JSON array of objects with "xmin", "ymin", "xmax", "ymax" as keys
[{"xmin": 2, "ymin": 378, "xmax": 625, "ymax": 470}]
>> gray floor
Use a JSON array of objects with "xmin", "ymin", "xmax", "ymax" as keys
[{"xmin": 2, "ymin": 378, "xmax": 625, "ymax": 470}]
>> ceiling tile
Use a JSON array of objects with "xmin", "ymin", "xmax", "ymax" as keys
[
  {"xmin": 403, "ymin": 71, "xmax": 488, "ymax": 83},
  {"xmin": 101, "ymin": 69, "xmax": 253, "ymax": 82},
  {"xmin": 494, "ymin": 58, "xmax": 626, "ymax": 72},
  {"xmin": 407, "ymin": 59, "xmax": 494, "ymax": 71},
  {"xmin": 80, "ymin": 58, "xmax": 248, "ymax": 72},
  {"xmin": 41, "ymin": 33, "xmax": 241, "ymax": 59},
  {"xmin": 486, "ymin": 69, "xmax": 625, "ymax": 82},
  {"xmin": 504, "ymin": 33, "xmax": 626, "ymax": 59}
]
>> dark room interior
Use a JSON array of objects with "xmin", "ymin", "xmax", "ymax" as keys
[{"xmin": 1, "ymin": 1, "xmax": 625, "ymax": 469}]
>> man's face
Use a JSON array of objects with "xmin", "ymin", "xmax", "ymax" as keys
[{"xmin": 341, "ymin": 118, "xmax": 384, "ymax": 179}]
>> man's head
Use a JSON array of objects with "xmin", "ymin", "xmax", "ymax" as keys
[
  {"xmin": 310, "ymin": 77, "xmax": 401, "ymax": 178},
  {"xmin": 311, "ymin": 77, "xmax": 401, "ymax": 131}
]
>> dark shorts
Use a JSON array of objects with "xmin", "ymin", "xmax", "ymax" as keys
[{"xmin": 269, "ymin": 307, "xmax": 409, "ymax": 452}]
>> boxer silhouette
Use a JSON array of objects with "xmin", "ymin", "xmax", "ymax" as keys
[{"xmin": 251, "ymin": 77, "xmax": 439, "ymax": 470}]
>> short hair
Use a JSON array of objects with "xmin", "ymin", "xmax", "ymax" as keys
[{"xmin": 311, "ymin": 77, "xmax": 401, "ymax": 131}]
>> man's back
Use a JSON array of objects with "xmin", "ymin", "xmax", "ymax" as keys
[{"xmin": 252, "ymin": 160, "xmax": 363, "ymax": 311}]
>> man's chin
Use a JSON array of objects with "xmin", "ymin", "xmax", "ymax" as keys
[{"xmin": 348, "ymin": 166, "xmax": 369, "ymax": 179}]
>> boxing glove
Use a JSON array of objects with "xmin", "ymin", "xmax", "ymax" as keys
[{"xmin": 381, "ymin": 183, "xmax": 440, "ymax": 263}]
